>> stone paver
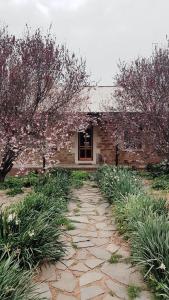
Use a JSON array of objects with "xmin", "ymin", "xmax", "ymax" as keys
[
  {"xmin": 37, "ymin": 182, "xmax": 152, "ymax": 300},
  {"xmin": 35, "ymin": 282, "xmax": 52, "ymax": 299},
  {"xmin": 85, "ymin": 258, "xmax": 104, "ymax": 269},
  {"xmin": 103, "ymin": 296, "xmax": 119, "ymax": 300},
  {"xmin": 56, "ymin": 294, "xmax": 77, "ymax": 300},
  {"xmin": 80, "ymin": 286, "xmax": 105, "ymax": 300},
  {"xmin": 106, "ymin": 279, "xmax": 128, "ymax": 299},
  {"xmin": 79, "ymin": 271, "xmax": 103, "ymax": 286},
  {"xmin": 51, "ymin": 272, "xmax": 77, "ymax": 292},
  {"xmin": 88, "ymin": 247, "xmax": 111, "ymax": 260},
  {"xmin": 70, "ymin": 262, "xmax": 89, "ymax": 272}
]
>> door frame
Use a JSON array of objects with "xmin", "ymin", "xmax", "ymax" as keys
[
  {"xmin": 78, "ymin": 127, "xmax": 93, "ymax": 161},
  {"xmin": 75, "ymin": 126, "xmax": 96, "ymax": 164}
]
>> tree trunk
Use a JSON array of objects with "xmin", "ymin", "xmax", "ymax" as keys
[
  {"xmin": 42, "ymin": 155, "xmax": 46, "ymax": 173},
  {"xmin": 0, "ymin": 149, "xmax": 16, "ymax": 182},
  {"xmin": 115, "ymin": 144, "xmax": 119, "ymax": 166}
]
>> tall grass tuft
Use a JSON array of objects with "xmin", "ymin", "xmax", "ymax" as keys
[
  {"xmin": 132, "ymin": 215, "xmax": 169, "ymax": 299},
  {"xmin": 0, "ymin": 257, "xmax": 40, "ymax": 300},
  {"xmin": 96, "ymin": 165, "xmax": 141, "ymax": 203},
  {"xmin": 96, "ymin": 165, "xmax": 169, "ymax": 298}
]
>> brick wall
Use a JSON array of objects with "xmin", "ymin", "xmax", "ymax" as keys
[{"xmin": 7, "ymin": 113, "xmax": 164, "ymax": 174}]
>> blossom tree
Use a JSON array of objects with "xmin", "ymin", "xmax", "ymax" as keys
[
  {"xmin": 107, "ymin": 45, "xmax": 169, "ymax": 161},
  {"xmin": 0, "ymin": 26, "xmax": 90, "ymax": 181}
]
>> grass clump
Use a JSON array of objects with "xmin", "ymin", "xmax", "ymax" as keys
[
  {"xmin": 0, "ymin": 169, "xmax": 71, "ymax": 268},
  {"xmin": 96, "ymin": 165, "xmax": 169, "ymax": 298},
  {"xmin": 0, "ymin": 168, "xmax": 72, "ymax": 297},
  {"xmin": 151, "ymin": 175, "xmax": 169, "ymax": 191},
  {"xmin": 96, "ymin": 165, "xmax": 141, "ymax": 203},
  {"xmin": 65, "ymin": 222, "xmax": 76, "ymax": 231},
  {"xmin": 71, "ymin": 171, "xmax": 89, "ymax": 188},
  {"xmin": 0, "ymin": 172, "xmax": 39, "ymax": 196},
  {"xmin": 127, "ymin": 285, "xmax": 141, "ymax": 299},
  {"xmin": 6, "ymin": 186, "xmax": 24, "ymax": 197},
  {"xmin": 132, "ymin": 215, "xmax": 169, "ymax": 299},
  {"xmin": 0, "ymin": 257, "xmax": 40, "ymax": 300},
  {"xmin": 0, "ymin": 208, "xmax": 65, "ymax": 269},
  {"xmin": 108, "ymin": 252, "xmax": 122, "ymax": 264},
  {"xmin": 114, "ymin": 193, "xmax": 167, "ymax": 237}
]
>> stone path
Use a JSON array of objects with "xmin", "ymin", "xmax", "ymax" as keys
[{"xmin": 37, "ymin": 182, "xmax": 152, "ymax": 300}]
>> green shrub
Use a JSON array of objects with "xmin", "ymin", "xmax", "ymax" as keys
[
  {"xmin": 146, "ymin": 160, "xmax": 169, "ymax": 177},
  {"xmin": 96, "ymin": 165, "xmax": 169, "ymax": 298},
  {"xmin": 152, "ymin": 175, "xmax": 169, "ymax": 190},
  {"xmin": 132, "ymin": 215, "xmax": 169, "ymax": 299},
  {"xmin": 0, "ymin": 257, "xmax": 40, "ymax": 300},
  {"xmin": 35, "ymin": 170, "xmax": 70, "ymax": 198},
  {"xmin": 71, "ymin": 171, "xmax": 89, "ymax": 188},
  {"xmin": 6, "ymin": 187, "xmax": 24, "ymax": 197},
  {"xmin": 127, "ymin": 285, "xmax": 141, "ymax": 299},
  {"xmin": 0, "ymin": 172, "xmax": 39, "ymax": 191},
  {"xmin": 96, "ymin": 165, "xmax": 141, "ymax": 203},
  {"xmin": 0, "ymin": 176, "xmax": 24, "ymax": 190},
  {"xmin": 114, "ymin": 193, "xmax": 167, "ymax": 237},
  {"xmin": 0, "ymin": 168, "xmax": 71, "ymax": 269},
  {"xmin": 0, "ymin": 208, "xmax": 65, "ymax": 268}
]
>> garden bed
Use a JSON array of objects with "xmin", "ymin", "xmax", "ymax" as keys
[
  {"xmin": 96, "ymin": 165, "xmax": 169, "ymax": 299},
  {"xmin": 0, "ymin": 168, "xmax": 78, "ymax": 299}
]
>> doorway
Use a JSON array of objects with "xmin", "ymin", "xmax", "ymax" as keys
[{"xmin": 78, "ymin": 127, "xmax": 93, "ymax": 161}]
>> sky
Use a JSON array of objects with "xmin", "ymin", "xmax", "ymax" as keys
[{"xmin": 0, "ymin": 0, "xmax": 169, "ymax": 85}]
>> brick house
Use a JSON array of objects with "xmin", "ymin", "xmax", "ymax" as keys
[{"xmin": 13, "ymin": 86, "xmax": 163, "ymax": 173}]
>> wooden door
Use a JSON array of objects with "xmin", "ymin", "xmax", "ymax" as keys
[{"xmin": 78, "ymin": 127, "xmax": 93, "ymax": 161}]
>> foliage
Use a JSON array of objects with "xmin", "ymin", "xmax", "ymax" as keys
[
  {"xmin": 0, "ymin": 257, "xmax": 40, "ymax": 300},
  {"xmin": 96, "ymin": 165, "xmax": 141, "ymax": 203},
  {"xmin": 114, "ymin": 193, "xmax": 167, "ymax": 237},
  {"xmin": 0, "ymin": 172, "xmax": 39, "ymax": 196},
  {"xmin": 108, "ymin": 252, "xmax": 122, "ymax": 264},
  {"xmin": 96, "ymin": 165, "xmax": 169, "ymax": 298},
  {"xmin": 152, "ymin": 175, "xmax": 169, "ymax": 191},
  {"xmin": 132, "ymin": 215, "xmax": 169, "ymax": 299},
  {"xmin": 127, "ymin": 285, "xmax": 141, "ymax": 300},
  {"xmin": 146, "ymin": 160, "xmax": 169, "ymax": 178},
  {"xmin": 6, "ymin": 187, "xmax": 24, "ymax": 197},
  {"xmin": 0, "ymin": 168, "xmax": 71, "ymax": 269},
  {"xmin": 71, "ymin": 170, "xmax": 89, "ymax": 188},
  {"xmin": 0, "ymin": 209, "xmax": 65, "ymax": 269}
]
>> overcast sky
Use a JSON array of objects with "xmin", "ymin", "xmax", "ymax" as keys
[{"xmin": 0, "ymin": 0, "xmax": 169, "ymax": 84}]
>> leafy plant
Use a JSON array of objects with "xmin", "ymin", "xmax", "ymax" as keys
[
  {"xmin": 0, "ymin": 172, "xmax": 39, "ymax": 191},
  {"xmin": 132, "ymin": 215, "xmax": 169, "ymax": 299},
  {"xmin": 127, "ymin": 285, "xmax": 141, "ymax": 299},
  {"xmin": 0, "ymin": 208, "xmax": 65, "ymax": 269},
  {"xmin": 0, "ymin": 257, "xmax": 40, "ymax": 300},
  {"xmin": 71, "ymin": 170, "xmax": 89, "ymax": 188},
  {"xmin": 108, "ymin": 252, "xmax": 122, "ymax": 264},
  {"xmin": 0, "ymin": 168, "xmax": 71, "ymax": 269},
  {"xmin": 96, "ymin": 165, "xmax": 142, "ymax": 203},
  {"xmin": 114, "ymin": 193, "xmax": 167, "ymax": 237},
  {"xmin": 6, "ymin": 187, "xmax": 24, "ymax": 197},
  {"xmin": 147, "ymin": 160, "xmax": 169, "ymax": 177},
  {"xmin": 152, "ymin": 175, "xmax": 169, "ymax": 191},
  {"xmin": 96, "ymin": 165, "xmax": 169, "ymax": 298}
]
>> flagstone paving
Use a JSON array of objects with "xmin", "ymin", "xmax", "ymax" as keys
[{"xmin": 37, "ymin": 182, "xmax": 152, "ymax": 300}]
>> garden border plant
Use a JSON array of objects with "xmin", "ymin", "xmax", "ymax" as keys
[
  {"xmin": 0, "ymin": 167, "xmax": 76, "ymax": 299},
  {"xmin": 96, "ymin": 165, "xmax": 169, "ymax": 299}
]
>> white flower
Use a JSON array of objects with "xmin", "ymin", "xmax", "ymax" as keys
[
  {"xmin": 7, "ymin": 213, "xmax": 16, "ymax": 222},
  {"xmin": 15, "ymin": 218, "xmax": 20, "ymax": 225},
  {"xmin": 28, "ymin": 230, "xmax": 35, "ymax": 237},
  {"xmin": 158, "ymin": 263, "xmax": 166, "ymax": 270}
]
